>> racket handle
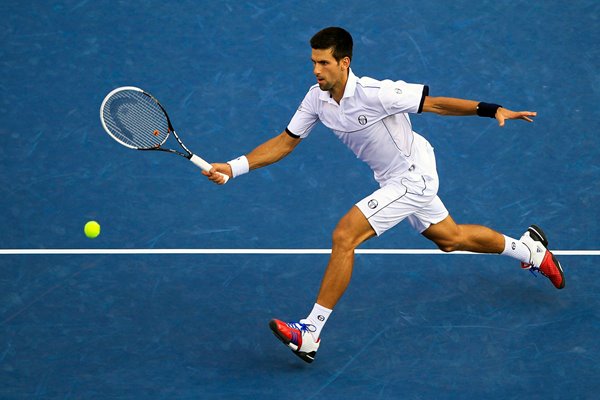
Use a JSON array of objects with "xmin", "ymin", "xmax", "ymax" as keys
[{"xmin": 190, "ymin": 154, "xmax": 229, "ymax": 183}]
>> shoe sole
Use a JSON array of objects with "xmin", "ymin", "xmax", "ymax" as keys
[
  {"xmin": 269, "ymin": 320, "xmax": 316, "ymax": 363},
  {"xmin": 550, "ymin": 252, "xmax": 566, "ymax": 289},
  {"xmin": 528, "ymin": 224, "xmax": 549, "ymax": 248}
]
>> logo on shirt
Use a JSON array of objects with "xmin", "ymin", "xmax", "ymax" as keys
[
  {"xmin": 368, "ymin": 199, "xmax": 378, "ymax": 209},
  {"xmin": 358, "ymin": 115, "xmax": 367, "ymax": 125}
]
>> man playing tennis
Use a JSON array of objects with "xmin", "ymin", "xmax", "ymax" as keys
[{"xmin": 203, "ymin": 27, "xmax": 565, "ymax": 363}]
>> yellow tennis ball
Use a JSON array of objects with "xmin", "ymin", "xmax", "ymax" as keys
[{"xmin": 84, "ymin": 221, "xmax": 101, "ymax": 239}]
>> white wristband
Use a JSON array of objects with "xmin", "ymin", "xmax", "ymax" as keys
[{"xmin": 227, "ymin": 155, "xmax": 250, "ymax": 178}]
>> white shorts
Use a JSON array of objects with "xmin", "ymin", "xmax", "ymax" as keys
[{"xmin": 356, "ymin": 174, "xmax": 449, "ymax": 236}]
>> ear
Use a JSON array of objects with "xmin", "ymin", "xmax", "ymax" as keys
[{"xmin": 340, "ymin": 56, "xmax": 350, "ymax": 70}]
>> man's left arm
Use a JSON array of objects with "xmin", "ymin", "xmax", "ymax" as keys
[{"xmin": 421, "ymin": 96, "xmax": 537, "ymax": 127}]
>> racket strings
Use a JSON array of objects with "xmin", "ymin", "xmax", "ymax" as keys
[{"xmin": 102, "ymin": 90, "xmax": 170, "ymax": 149}]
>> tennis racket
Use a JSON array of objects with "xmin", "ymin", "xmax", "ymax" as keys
[{"xmin": 100, "ymin": 86, "xmax": 229, "ymax": 183}]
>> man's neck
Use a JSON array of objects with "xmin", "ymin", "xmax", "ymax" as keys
[{"xmin": 330, "ymin": 70, "xmax": 349, "ymax": 104}]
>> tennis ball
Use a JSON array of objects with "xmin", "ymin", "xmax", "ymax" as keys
[{"xmin": 84, "ymin": 221, "xmax": 101, "ymax": 239}]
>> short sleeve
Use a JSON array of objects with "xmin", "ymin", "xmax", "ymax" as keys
[
  {"xmin": 287, "ymin": 88, "xmax": 320, "ymax": 139},
  {"xmin": 378, "ymin": 80, "xmax": 429, "ymax": 115}
]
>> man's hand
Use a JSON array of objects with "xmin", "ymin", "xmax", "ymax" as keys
[
  {"xmin": 202, "ymin": 163, "xmax": 232, "ymax": 185},
  {"xmin": 496, "ymin": 108, "xmax": 537, "ymax": 127}
]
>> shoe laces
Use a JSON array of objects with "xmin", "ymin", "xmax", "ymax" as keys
[
  {"xmin": 529, "ymin": 265, "xmax": 541, "ymax": 278},
  {"xmin": 529, "ymin": 265, "xmax": 552, "ymax": 279},
  {"xmin": 286, "ymin": 321, "xmax": 316, "ymax": 334}
]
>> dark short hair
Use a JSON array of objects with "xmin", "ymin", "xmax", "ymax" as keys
[{"xmin": 310, "ymin": 27, "xmax": 353, "ymax": 62}]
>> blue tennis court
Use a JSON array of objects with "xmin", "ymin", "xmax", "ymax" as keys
[{"xmin": 1, "ymin": 1, "xmax": 599, "ymax": 398}]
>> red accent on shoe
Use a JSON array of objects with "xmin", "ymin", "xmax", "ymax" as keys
[
  {"xmin": 271, "ymin": 319, "xmax": 302, "ymax": 348},
  {"xmin": 538, "ymin": 251, "xmax": 565, "ymax": 289}
]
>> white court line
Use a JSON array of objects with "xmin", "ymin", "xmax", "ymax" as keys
[{"xmin": 0, "ymin": 249, "xmax": 598, "ymax": 255}]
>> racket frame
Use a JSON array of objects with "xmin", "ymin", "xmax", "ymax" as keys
[{"xmin": 100, "ymin": 86, "xmax": 228, "ymax": 182}]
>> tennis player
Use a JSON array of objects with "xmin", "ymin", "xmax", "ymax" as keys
[{"xmin": 204, "ymin": 27, "xmax": 565, "ymax": 363}]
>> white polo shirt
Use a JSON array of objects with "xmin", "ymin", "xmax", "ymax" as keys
[{"xmin": 287, "ymin": 69, "xmax": 433, "ymax": 185}]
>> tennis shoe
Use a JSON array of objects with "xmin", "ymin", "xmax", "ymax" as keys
[
  {"xmin": 269, "ymin": 319, "xmax": 320, "ymax": 363},
  {"xmin": 520, "ymin": 225, "xmax": 565, "ymax": 289}
]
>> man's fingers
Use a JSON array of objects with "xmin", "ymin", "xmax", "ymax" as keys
[
  {"xmin": 201, "ymin": 163, "xmax": 231, "ymax": 185},
  {"xmin": 497, "ymin": 110, "xmax": 536, "ymax": 126},
  {"xmin": 202, "ymin": 167, "xmax": 220, "ymax": 183}
]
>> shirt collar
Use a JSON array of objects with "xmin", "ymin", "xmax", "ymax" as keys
[
  {"xmin": 318, "ymin": 68, "xmax": 357, "ymax": 103},
  {"xmin": 343, "ymin": 68, "xmax": 357, "ymax": 98}
]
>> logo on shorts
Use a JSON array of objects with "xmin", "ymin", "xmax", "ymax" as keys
[
  {"xmin": 511, "ymin": 242, "xmax": 516, "ymax": 250},
  {"xmin": 395, "ymin": 88, "xmax": 403, "ymax": 94},
  {"xmin": 317, "ymin": 315, "xmax": 325, "ymax": 321},
  {"xmin": 368, "ymin": 199, "xmax": 378, "ymax": 209},
  {"xmin": 358, "ymin": 115, "xmax": 367, "ymax": 125}
]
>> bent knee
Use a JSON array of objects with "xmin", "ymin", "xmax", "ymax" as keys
[
  {"xmin": 332, "ymin": 224, "xmax": 358, "ymax": 250},
  {"xmin": 433, "ymin": 226, "xmax": 464, "ymax": 253},
  {"xmin": 332, "ymin": 218, "xmax": 371, "ymax": 250},
  {"xmin": 436, "ymin": 240, "xmax": 462, "ymax": 253},
  {"xmin": 331, "ymin": 207, "xmax": 376, "ymax": 250}
]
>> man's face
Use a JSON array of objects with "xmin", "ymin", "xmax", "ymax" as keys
[{"xmin": 311, "ymin": 47, "xmax": 349, "ymax": 92}]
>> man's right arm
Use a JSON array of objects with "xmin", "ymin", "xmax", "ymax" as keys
[
  {"xmin": 203, "ymin": 130, "xmax": 301, "ymax": 184},
  {"xmin": 246, "ymin": 130, "xmax": 302, "ymax": 170}
]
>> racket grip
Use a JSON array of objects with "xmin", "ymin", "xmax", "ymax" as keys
[{"xmin": 190, "ymin": 154, "xmax": 229, "ymax": 183}]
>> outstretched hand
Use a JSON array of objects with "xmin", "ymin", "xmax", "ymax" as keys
[
  {"xmin": 496, "ymin": 108, "xmax": 537, "ymax": 127},
  {"xmin": 202, "ymin": 163, "xmax": 232, "ymax": 185}
]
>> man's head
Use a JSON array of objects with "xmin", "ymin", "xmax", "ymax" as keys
[
  {"xmin": 310, "ymin": 27, "xmax": 353, "ymax": 94},
  {"xmin": 310, "ymin": 27, "xmax": 353, "ymax": 62}
]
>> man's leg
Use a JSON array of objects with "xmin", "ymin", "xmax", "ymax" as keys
[
  {"xmin": 421, "ymin": 214, "xmax": 505, "ymax": 253},
  {"xmin": 316, "ymin": 205, "xmax": 377, "ymax": 309},
  {"xmin": 422, "ymin": 214, "xmax": 565, "ymax": 289},
  {"xmin": 269, "ymin": 206, "xmax": 376, "ymax": 363}
]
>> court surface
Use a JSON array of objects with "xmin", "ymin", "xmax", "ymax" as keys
[{"xmin": 1, "ymin": 0, "xmax": 599, "ymax": 399}]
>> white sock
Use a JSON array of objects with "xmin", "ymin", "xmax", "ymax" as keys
[
  {"xmin": 501, "ymin": 235, "xmax": 531, "ymax": 264},
  {"xmin": 302, "ymin": 303, "xmax": 332, "ymax": 340}
]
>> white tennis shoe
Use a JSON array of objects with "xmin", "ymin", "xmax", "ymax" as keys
[
  {"xmin": 269, "ymin": 319, "xmax": 320, "ymax": 363},
  {"xmin": 520, "ymin": 225, "xmax": 565, "ymax": 289}
]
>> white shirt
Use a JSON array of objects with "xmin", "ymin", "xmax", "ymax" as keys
[{"xmin": 287, "ymin": 69, "xmax": 434, "ymax": 185}]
